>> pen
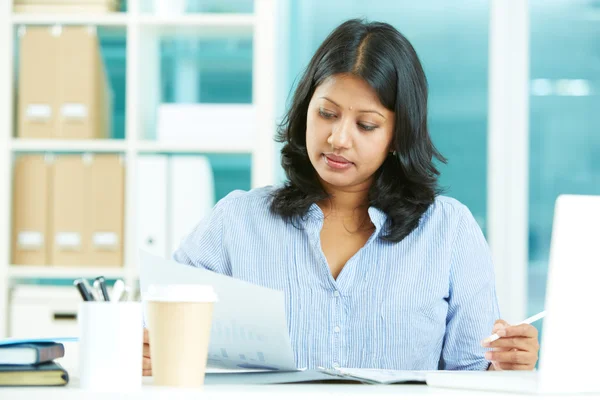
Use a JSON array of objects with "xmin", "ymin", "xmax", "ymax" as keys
[
  {"xmin": 121, "ymin": 286, "xmax": 131, "ymax": 302},
  {"xmin": 483, "ymin": 310, "xmax": 547, "ymax": 344},
  {"xmin": 110, "ymin": 279, "xmax": 125, "ymax": 303},
  {"xmin": 94, "ymin": 276, "xmax": 110, "ymax": 301},
  {"xmin": 83, "ymin": 279, "xmax": 99, "ymax": 301},
  {"xmin": 74, "ymin": 278, "xmax": 95, "ymax": 301},
  {"xmin": 92, "ymin": 280, "xmax": 103, "ymax": 301}
]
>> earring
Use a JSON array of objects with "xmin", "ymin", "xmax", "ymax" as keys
[{"xmin": 390, "ymin": 150, "xmax": 397, "ymax": 156}]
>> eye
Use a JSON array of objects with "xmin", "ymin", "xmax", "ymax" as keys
[
  {"xmin": 319, "ymin": 109, "xmax": 336, "ymax": 119},
  {"xmin": 358, "ymin": 123, "xmax": 378, "ymax": 132}
]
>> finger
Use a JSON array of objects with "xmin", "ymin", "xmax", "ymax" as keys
[
  {"xmin": 143, "ymin": 356, "xmax": 152, "ymax": 370},
  {"xmin": 486, "ymin": 348, "xmax": 512, "ymax": 366},
  {"xmin": 490, "ymin": 360, "xmax": 506, "ymax": 371},
  {"xmin": 482, "ymin": 337, "xmax": 537, "ymax": 352},
  {"xmin": 485, "ymin": 350, "xmax": 537, "ymax": 365},
  {"xmin": 143, "ymin": 329, "xmax": 150, "ymax": 344},
  {"xmin": 490, "ymin": 361, "xmax": 500, "ymax": 371},
  {"xmin": 492, "ymin": 319, "xmax": 509, "ymax": 333},
  {"xmin": 486, "ymin": 349, "xmax": 535, "ymax": 364},
  {"xmin": 494, "ymin": 363, "xmax": 534, "ymax": 371},
  {"xmin": 504, "ymin": 324, "xmax": 538, "ymax": 339},
  {"xmin": 143, "ymin": 343, "xmax": 151, "ymax": 357}
]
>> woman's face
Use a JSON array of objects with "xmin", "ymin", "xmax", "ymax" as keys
[{"xmin": 306, "ymin": 73, "xmax": 395, "ymax": 191}]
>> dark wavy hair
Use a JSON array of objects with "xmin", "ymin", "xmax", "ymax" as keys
[{"xmin": 270, "ymin": 18, "xmax": 446, "ymax": 243}]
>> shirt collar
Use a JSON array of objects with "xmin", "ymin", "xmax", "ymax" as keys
[
  {"xmin": 304, "ymin": 203, "xmax": 388, "ymax": 238},
  {"xmin": 367, "ymin": 206, "xmax": 388, "ymax": 235}
]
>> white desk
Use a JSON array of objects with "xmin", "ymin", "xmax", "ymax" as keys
[{"xmin": 0, "ymin": 378, "xmax": 598, "ymax": 399}]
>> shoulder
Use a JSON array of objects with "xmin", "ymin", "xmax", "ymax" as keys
[
  {"xmin": 415, "ymin": 195, "xmax": 482, "ymax": 242},
  {"xmin": 214, "ymin": 185, "xmax": 278, "ymax": 217},
  {"xmin": 421, "ymin": 195, "xmax": 472, "ymax": 224}
]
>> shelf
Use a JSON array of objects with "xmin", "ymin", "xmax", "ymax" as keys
[
  {"xmin": 11, "ymin": 139, "xmax": 128, "ymax": 153},
  {"xmin": 136, "ymin": 140, "xmax": 252, "ymax": 154},
  {"xmin": 11, "ymin": 12, "xmax": 129, "ymax": 27},
  {"xmin": 7, "ymin": 266, "xmax": 126, "ymax": 279},
  {"xmin": 0, "ymin": 0, "xmax": 276, "ymax": 337},
  {"xmin": 138, "ymin": 14, "xmax": 254, "ymax": 37},
  {"xmin": 11, "ymin": 139, "xmax": 254, "ymax": 153}
]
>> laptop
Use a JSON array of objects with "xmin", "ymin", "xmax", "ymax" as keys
[{"xmin": 426, "ymin": 194, "xmax": 600, "ymax": 394}]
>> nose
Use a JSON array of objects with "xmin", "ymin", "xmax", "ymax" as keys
[{"xmin": 327, "ymin": 117, "xmax": 353, "ymax": 150}]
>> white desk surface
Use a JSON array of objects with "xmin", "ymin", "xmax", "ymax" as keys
[{"xmin": 0, "ymin": 377, "xmax": 599, "ymax": 399}]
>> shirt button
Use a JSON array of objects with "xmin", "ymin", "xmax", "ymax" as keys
[
  {"xmin": 333, "ymin": 291, "xmax": 340, "ymax": 297},
  {"xmin": 333, "ymin": 362, "xmax": 340, "ymax": 368},
  {"xmin": 334, "ymin": 326, "xmax": 341, "ymax": 333}
]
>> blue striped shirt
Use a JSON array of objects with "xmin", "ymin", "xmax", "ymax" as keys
[{"xmin": 173, "ymin": 186, "xmax": 500, "ymax": 371}]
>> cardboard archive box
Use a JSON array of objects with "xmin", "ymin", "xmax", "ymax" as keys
[
  {"xmin": 50, "ymin": 155, "xmax": 87, "ymax": 266},
  {"xmin": 18, "ymin": 26, "xmax": 112, "ymax": 140},
  {"xmin": 50, "ymin": 154, "xmax": 124, "ymax": 266},
  {"xmin": 12, "ymin": 154, "xmax": 124, "ymax": 267},
  {"xmin": 14, "ymin": 0, "xmax": 120, "ymax": 14},
  {"xmin": 86, "ymin": 154, "xmax": 124, "ymax": 266},
  {"xmin": 18, "ymin": 28, "xmax": 59, "ymax": 139},
  {"xmin": 11, "ymin": 155, "xmax": 52, "ymax": 265}
]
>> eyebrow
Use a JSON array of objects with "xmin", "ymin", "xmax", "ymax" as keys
[{"xmin": 320, "ymin": 97, "xmax": 386, "ymax": 120}]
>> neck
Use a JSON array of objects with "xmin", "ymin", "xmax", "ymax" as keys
[{"xmin": 317, "ymin": 178, "xmax": 372, "ymax": 218}]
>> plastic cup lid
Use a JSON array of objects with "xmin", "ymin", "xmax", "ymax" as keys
[{"xmin": 144, "ymin": 284, "xmax": 218, "ymax": 303}]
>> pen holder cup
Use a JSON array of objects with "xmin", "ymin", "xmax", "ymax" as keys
[{"xmin": 78, "ymin": 301, "xmax": 143, "ymax": 391}]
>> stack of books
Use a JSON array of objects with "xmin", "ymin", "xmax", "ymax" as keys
[
  {"xmin": 13, "ymin": 0, "xmax": 121, "ymax": 13},
  {"xmin": 0, "ymin": 340, "xmax": 69, "ymax": 386}
]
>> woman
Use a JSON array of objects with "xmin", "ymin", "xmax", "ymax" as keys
[{"xmin": 143, "ymin": 19, "xmax": 539, "ymax": 374}]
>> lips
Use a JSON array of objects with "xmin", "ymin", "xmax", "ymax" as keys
[
  {"xmin": 323, "ymin": 153, "xmax": 353, "ymax": 170},
  {"xmin": 324, "ymin": 154, "xmax": 351, "ymax": 163}
]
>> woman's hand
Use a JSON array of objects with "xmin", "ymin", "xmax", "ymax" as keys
[
  {"xmin": 482, "ymin": 319, "xmax": 540, "ymax": 371},
  {"xmin": 143, "ymin": 329, "xmax": 152, "ymax": 376}
]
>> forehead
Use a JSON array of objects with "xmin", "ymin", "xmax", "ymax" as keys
[{"xmin": 313, "ymin": 73, "xmax": 384, "ymax": 109}]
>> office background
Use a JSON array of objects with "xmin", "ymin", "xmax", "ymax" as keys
[{"xmin": 0, "ymin": 0, "xmax": 598, "ymax": 353}]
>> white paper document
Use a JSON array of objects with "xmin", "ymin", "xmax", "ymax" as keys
[
  {"xmin": 319, "ymin": 368, "xmax": 427, "ymax": 384},
  {"xmin": 202, "ymin": 368, "xmax": 427, "ymax": 385},
  {"xmin": 139, "ymin": 251, "xmax": 298, "ymax": 372},
  {"xmin": 139, "ymin": 251, "xmax": 428, "ymax": 385}
]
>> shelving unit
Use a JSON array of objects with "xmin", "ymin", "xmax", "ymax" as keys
[
  {"xmin": 136, "ymin": 140, "xmax": 253, "ymax": 154},
  {"xmin": 7, "ymin": 266, "xmax": 127, "ymax": 280},
  {"xmin": 138, "ymin": 13, "xmax": 255, "ymax": 30},
  {"xmin": 11, "ymin": 139, "xmax": 128, "ymax": 153},
  {"xmin": 11, "ymin": 12, "xmax": 130, "ymax": 26},
  {"xmin": 0, "ymin": 0, "xmax": 277, "ymax": 337}
]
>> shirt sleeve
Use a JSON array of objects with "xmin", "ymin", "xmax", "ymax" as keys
[
  {"xmin": 171, "ymin": 195, "xmax": 233, "ymax": 276},
  {"xmin": 440, "ymin": 205, "xmax": 501, "ymax": 371}
]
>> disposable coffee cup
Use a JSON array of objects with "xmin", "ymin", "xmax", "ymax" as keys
[{"xmin": 145, "ymin": 284, "xmax": 218, "ymax": 387}]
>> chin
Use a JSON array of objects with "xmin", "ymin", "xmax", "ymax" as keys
[{"xmin": 316, "ymin": 168, "xmax": 357, "ymax": 188}]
